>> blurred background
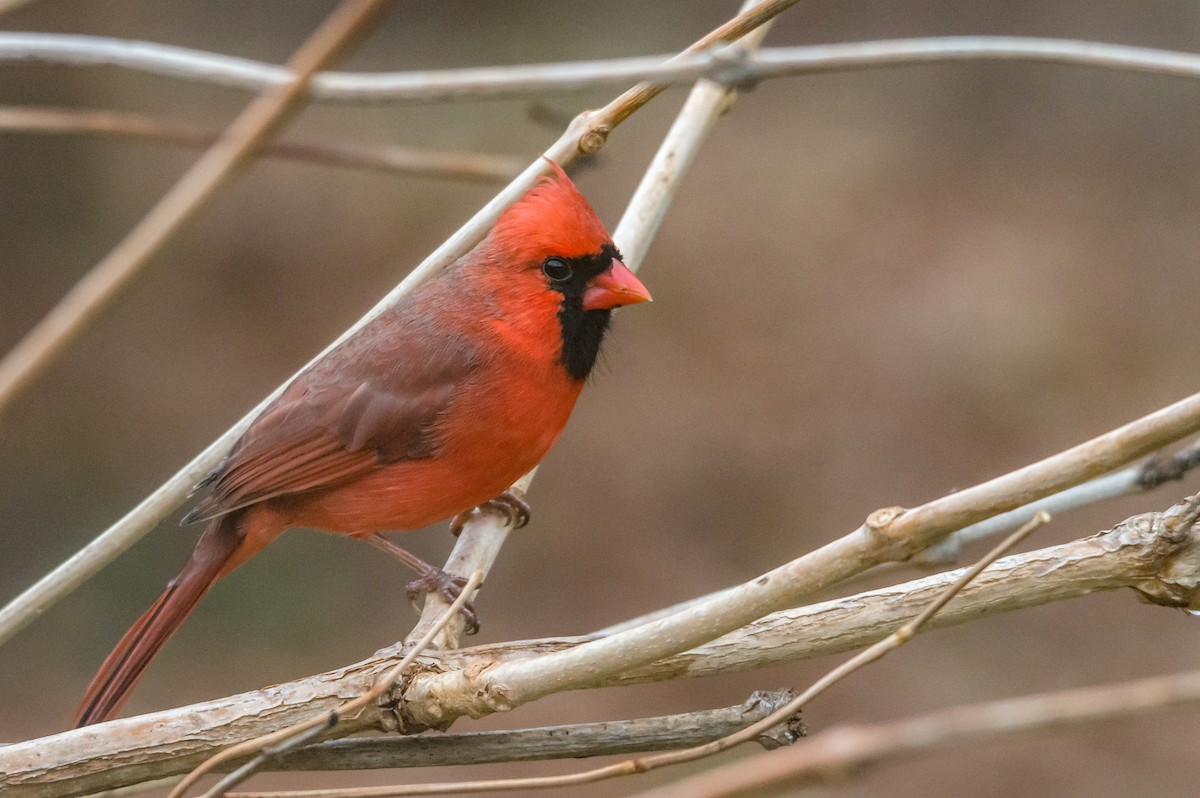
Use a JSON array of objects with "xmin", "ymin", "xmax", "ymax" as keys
[{"xmin": 3, "ymin": 1, "xmax": 1200, "ymax": 795}]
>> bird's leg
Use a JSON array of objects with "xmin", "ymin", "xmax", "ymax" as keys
[
  {"xmin": 448, "ymin": 490, "xmax": 532, "ymax": 537},
  {"xmin": 367, "ymin": 533, "xmax": 479, "ymax": 634}
]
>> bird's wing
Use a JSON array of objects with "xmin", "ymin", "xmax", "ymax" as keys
[{"xmin": 184, "ymin": 319, "xmax": 478, "ymax": 524}]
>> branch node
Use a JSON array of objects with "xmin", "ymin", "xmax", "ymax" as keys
[
  {"xmin": 1136, "ymin": 443, "xmax": 1200, "ymax": 490},
  {"xmin": 378, "ymin": 660, "xmax": 437, "ymax": 734},
  {"xmin": 711, "ymin": 44, "xmax": 758, "ymax": 94},
  {"xmin": 579, "ymin": 122, "xmax": 611, "ymax": 153},
  {"xmin": 1127, "ymin": 494, "xmax": 1200, "ymax": 609},
  {"xmin": 862, "ymin": 505, "xmax": 913, "ymax": 558},
  {"xmin": 742, "ymin": 689, "xmax": 807, "ymax": 750},
  {"xmin": 866, "ymin": 506, "xmax": 906, "ymax": 531}
]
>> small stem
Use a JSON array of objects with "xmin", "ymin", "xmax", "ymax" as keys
[
  {"xmin": 0, "ymin": 0, "xmax": 388, "ymax": 416},
  {"xmin": 173, "ymin": 570, "xmax": 484, "ymax": 798}
]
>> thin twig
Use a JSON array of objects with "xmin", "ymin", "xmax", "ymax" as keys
[
  {"xmin": 0, "ymin": 106, "xmax": 524, "ymax": 182},
  {"xmin": 0, "ymin": 0, "xmax": 795, "ymax": 653},
  {"xmin": 255, "ymin": 690, "xmax": 801, "ymax": 772},
  {"xmin": 173, "ymin": 570, "xmax": 483, "ymax": 798},
  {"xmin": 610, "ymin": 9, "xmax": 773, "ymax": 268},
  {"xmin": 5, "ymin": 35, "xmax": 1200, "ymax": 102},
  {"xmin": 913, "ymin": 439, "xmax": 1200, "ymax": 566},
  {"xmin": 633, "ymin": 669, "xmax": 1200, "ymax": 798},
  {"xmin": 0, "ymin": 1, "xmax": 803, "ymax": 105},
  {"xmin": 0, "ymin": 0, "xmax": 387, "ymax": 416},
  {"xmin": 219, "ymin": 514, "xmax": 1048, "ymax": 798}
]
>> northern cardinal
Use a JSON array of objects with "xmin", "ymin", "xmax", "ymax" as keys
[{"xmin": 75, "ymin": 162, "xmax": 651, "ymax": 727}]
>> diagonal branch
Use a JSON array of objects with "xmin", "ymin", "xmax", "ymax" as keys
[
  {"xmin": 0, "ymin": 0, "xmax": 799, "ymax": 650},
  {"xmin": 400, "ymin": 0, "xmax": 779, "ymax": 654},
  {"xmin": 598, "ymin": 444, "xmax": 1200, "ymax": 636},
  {"xmin": 142, "ymin": 518, "xmax": 1050, "ymax": 798},
  {"xmin": 395, "ymin": 394, "xmax": 1200, "ymax": 731},
  {"xmin": 4, "ymin": 490, "xmax": 1198, "ymax": 797},
  {"xmin": 209, "ymin": 514, "xmax": 1047, "ymax": 797},
  {"xmin": 912, "ymin": 439, "xmax": 1200, "ymax": 567},
  {"xmin": 0, "ymin": 0, "xmax": 387, "ymax": 416}
]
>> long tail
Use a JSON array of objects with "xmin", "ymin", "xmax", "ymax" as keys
[{"xmin": 75, "ymin": 512, "xmax": 251, "ymax": 727}]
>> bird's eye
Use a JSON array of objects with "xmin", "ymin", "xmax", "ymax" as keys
[{"xmin": 542, "ymin": 258, "xmax": 573, "ymax": 282}]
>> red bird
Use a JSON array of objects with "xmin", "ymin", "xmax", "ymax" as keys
[{"xmin": 75, "ymin": 163, "xmax": 651, "ymax": 727}]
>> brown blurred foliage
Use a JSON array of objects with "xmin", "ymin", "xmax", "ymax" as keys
[{"xmin": 3, "ymin": 1, "xmax": 1200, "ymax": 796}]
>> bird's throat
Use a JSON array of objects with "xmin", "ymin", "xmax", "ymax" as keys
[{"xmin": 557, "ymin": 299, "xmax": 611, "ymax": 381}]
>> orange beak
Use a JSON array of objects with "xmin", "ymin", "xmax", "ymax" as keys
[{"xmin": 581, "ymin": 259, "xmax": 652, "ymax": 311}]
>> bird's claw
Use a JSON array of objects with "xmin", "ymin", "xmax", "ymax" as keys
[
  {"xmin": 406, "ymin": 570, "xmax": 480, "ymax": 634},
  {"xmin": 449, "ymin": 491, "xmax": 532, "ymax": 536}
]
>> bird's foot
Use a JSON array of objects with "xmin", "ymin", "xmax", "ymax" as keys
[
  {"xmin": 449, "ymin": 491, "xmax": 531, "ymax": 536},
  {"xmin": 368, "ymin": 534, "xmax": 480, "ymax": 634},
  {"xmin": 406, "ymin": 569, "xmax": 480, "ymax": 635}
]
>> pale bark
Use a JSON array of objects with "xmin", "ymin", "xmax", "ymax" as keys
[
  {"xmin": 4, "ymin": 35, "xmax": 1200, "ymax": 103},
  {"xmin": 4, "ymin": 497, "xmax": 1197, "ymax": 798},
  {"xmin": 632, "ymin": 670, "xmax": 1200, "ymax": 798}
]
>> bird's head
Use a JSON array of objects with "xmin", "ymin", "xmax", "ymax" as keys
[
  {"xmin": 485, "ymin": 160, "xmax": 652, "ymax": 381},
  {"xmin": 491, "ymin": 160, "xmax": 652, "ymax": 313}
]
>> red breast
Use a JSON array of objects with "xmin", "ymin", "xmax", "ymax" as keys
[{"xmin": 257, "ymin": 162, "xmax": 652, "ymax": 534}]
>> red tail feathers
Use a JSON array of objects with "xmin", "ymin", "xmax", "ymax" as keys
[{"xmin": 74, "ymin": 513, "xmax": 246, "ymax": 727}]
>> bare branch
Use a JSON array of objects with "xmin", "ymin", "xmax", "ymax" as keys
[
  {"xmin": 0, "ymin": 106, "xmax": 524, "ymax": 182},
  {"xmin": 632, "ymin": 669, "xmax": 1200, "ymax": 798},
  {"xmin": 394, "ymin": 396, "xmax": 1200, "ymax": 732},
  {"xmin": 256, "ymin": 690, "xmax": 801, "ymax": 772},
  {"xmin": 5, "ymin": 493, "xmax": 1198, "ymax": 797},
  {"xmin": 0, "ymin": 0, "xmax": 796, "ymax": 650},
  {"xmin": 209, "ymin": 514, "xmax": 1045, "ymax": 797},
  {"xmin": 598, "ymin": 446, "xmax": 1200, "ymax": 637},
  {"xmin": 914, "ymin": 440, "xmax": 1200, "ymax": 566},
  {"xmin": 604, "ymin": 507, "xmax": 1191, "ymax": 683},
  {"xmin": 0, "ymin": 0, "xmax": 387, "ymax": 414},
  {"xmin": 5, "ymin": 35, "xmax": 1200, "ymax": 102},
  {"xmin": 176, "ymin": 571, "xmax": 482, "ymax": 798}
]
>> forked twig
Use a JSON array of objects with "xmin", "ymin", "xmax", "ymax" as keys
[
  {"xmin": 221, "ymin": 514, "xmax": 1049, "ymax": 797},
  {"xmin": 171, "ymin": 570, "xmax": 483, "ymax": 798},
  {"xmin": 910, "ymin": 440, "xmax": 1200, "ymax": 567},
  {"xmin": 0, "ymin": 0, "xmax": 387, "ymax": 417},
  {"xmin": 0, "ymin": 0, "xmax": 798, "ymax": 653},
  {"xmin": 400, "ymin": 0, "xmax": 780, "ymax": 655}
]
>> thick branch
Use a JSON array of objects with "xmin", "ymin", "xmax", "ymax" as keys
[
  {"xmin": 599, "ymin": 447, "xmax": 1200, "ymax": 636},
  {"xmin": 4, "ymin": 495, "xmax": 1198, "ymax": 797},
  {"xmin": 394, "ymin": 398, "xmax": 1200, "ymax": 730},
  {"xmin": 265, "ymin": 690, "xmax": 801, "ymax": 772}
]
